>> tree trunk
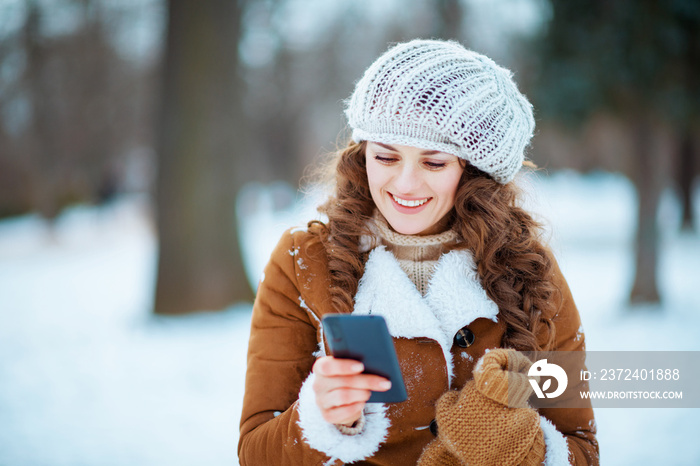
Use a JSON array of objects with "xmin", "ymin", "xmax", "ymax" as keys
[
  {"xmin": 629, "ymin": 117, "xmax": 662, "ymax": 305},
  {"xmin": 154, "ymin": 0, "xmax": 254, "ymax": 314},
  {"xmin": 678, "ymin": 129, "xmax": 695, "ymax": 231},
  {"xmin": 24, "ymin": 2, "xmax": 61, "ymax": 223}
]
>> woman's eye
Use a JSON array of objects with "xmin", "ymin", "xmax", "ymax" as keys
[
  {"xmin": 375, "ymin": 155, "xmax": 398, "ymax": 164},
  {"xmin": 424, "ymin": 161, "xmax": 446, "ymax": 169}
]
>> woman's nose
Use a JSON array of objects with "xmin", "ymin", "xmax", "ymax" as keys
[{"xmin": 393, "ymin": 164, "xmax": 422, "ymax": 193}]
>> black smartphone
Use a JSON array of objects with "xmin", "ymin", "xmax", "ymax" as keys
[{"xmin": 322, "ymin": 314, "xmax": 407, "ymax": 403}]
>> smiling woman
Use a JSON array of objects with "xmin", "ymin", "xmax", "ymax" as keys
[{"xmin": 238, "ymin": 39, "xmax": 599, "ymax": 465}]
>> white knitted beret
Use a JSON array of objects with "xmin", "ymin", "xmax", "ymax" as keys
[{"xmin": 345, "ymin": 39, "xmax": 535, "ymax": 184}]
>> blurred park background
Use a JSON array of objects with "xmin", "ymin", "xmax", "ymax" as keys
[{"xmin": 1, "ymin": 0, "xmax": 699, "ymax": 465}]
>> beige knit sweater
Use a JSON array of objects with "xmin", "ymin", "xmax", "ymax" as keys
[{"xmin": 366, "ymin": 212, "xmax": 460, "ymax": 296}]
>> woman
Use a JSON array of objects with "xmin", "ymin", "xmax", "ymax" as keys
[{"xmin": 238, "ymin": 39, "xmax": 598, "ymax": 465}]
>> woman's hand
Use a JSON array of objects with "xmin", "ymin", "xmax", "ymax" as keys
[
  {"xmin": 312, "ymin": 356, "xmax": 392, "ymax": 427},
  {"xmin": 418, "ymin": 349, "xmax": 545, "ymax": 466}
]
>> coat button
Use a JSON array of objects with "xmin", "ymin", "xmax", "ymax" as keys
[
  {"xmin": 429, "ymin": 419, "xmax": 439, "ymax": 437},
  {"xmin": 453, "ymin": 327, "xmax": 475, "ymax": 348}
]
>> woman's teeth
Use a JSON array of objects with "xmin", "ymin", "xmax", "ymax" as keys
[{"xmin": 392, "ymin": 195, "xmax": 428, "ymax": 207}]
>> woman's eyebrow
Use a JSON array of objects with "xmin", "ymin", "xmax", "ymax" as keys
[{"xmin": 375, "ymin": 142, "xmax": 398, "ymax": 151}]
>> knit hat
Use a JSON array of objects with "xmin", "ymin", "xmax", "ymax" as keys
[{"xmin": 345, "ymin": 39, "xmax": 535, "ymax": 184}]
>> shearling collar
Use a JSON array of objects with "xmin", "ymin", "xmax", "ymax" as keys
[{"xmin": 353, "ymin": 246, "xmax": 499, "ymax": 383}]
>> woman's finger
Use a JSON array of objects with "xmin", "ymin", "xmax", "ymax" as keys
[
  {"xmin": 313, "ymin": 356, "xmax": 364, "ymax": 377},
  {"xmin": 313, "ymin": 357, "xmax": 392, "ymax": 391},
  {"xmin": 318, "ymin": 386, "xmax": 373, "ymax": 411},
  {"xmin": 314, "ymin": 373, "xmax": 392, "ymax": 394}
]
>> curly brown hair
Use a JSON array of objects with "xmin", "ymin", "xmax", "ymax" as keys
[{"xmin": 312, "ymin": 140, "xmax": 558, "ymax": 352}]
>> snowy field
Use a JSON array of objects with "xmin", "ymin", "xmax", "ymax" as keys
[{"xmin": 0, "ymin": 171, "xmax": 699, "ymax": 466}]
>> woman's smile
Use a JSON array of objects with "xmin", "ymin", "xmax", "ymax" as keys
[{"xmin": 389, "ymin": 193, "xmax": 432, "ymax": 209}]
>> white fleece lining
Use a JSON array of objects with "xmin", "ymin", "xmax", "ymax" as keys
[
  {"xmin": 299, "ymin": 297, "xmax": 327, "ymax": 358},
  {"xmin": 425, "ymin": 249, "xmax": 499, "ymax": 336},
  {"xmin": 296, "ymin": 373, "xmax": 390, "ymax": 463},
  {"xmin": 540, "ymin": 415, "xmax": 571, "ymax": 466},
  {"xmin": 353, "ymin": 247, "xmax": 499, "ymax": 383}
]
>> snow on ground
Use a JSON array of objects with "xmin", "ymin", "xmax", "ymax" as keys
[
  {"xmin": 0, "ymin": 173, "xmax": 698, "ymax": 465},
  {"xmin": 0, "ymin": 198, "xmax": 250, "ymax": 466}
]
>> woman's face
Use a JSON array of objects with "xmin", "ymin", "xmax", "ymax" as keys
[{"xmin": 365, "ymin": 142, "xmax": 464, "ymax": 236}]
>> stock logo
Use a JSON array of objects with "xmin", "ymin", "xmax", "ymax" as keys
[{"xmin": 528, "ymin": 359, "xmax": 568, "ymax": 399}]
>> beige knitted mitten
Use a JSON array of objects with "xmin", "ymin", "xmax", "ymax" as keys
[{"xmin": 418, "ymin": 349, "xmax": 546, "ymax": 466}]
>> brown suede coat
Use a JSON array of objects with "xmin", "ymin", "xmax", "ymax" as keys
[{"xmin": 238, "ymin": 223, "xmax": 599, "ymax": 465}]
